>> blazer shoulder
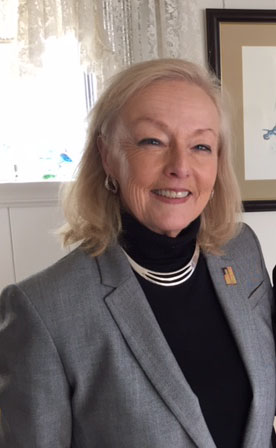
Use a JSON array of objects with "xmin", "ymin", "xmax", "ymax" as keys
[
  {"xmin": 220, "ymin": 223, "xmax": 270, "ymax": 289},
  {"xmin": 223, "ymin": 222, "xmax": 263, "ymax": 260},
  {"xmin": 1, "ymin": 248, "xmax": 104, "ymax": 315},
  {"xmin": 21, "ymin": 247, "xmax": 99, "ymax": 290}
]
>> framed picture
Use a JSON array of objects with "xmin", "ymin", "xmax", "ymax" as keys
[{"xmin": 206, "ymin": 9, "xmax": 276, "ymax": 212}]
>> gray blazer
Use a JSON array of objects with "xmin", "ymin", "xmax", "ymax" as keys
[{"xmin": 0, "ymin": 224, "xmax": 275, "ymax": 447}]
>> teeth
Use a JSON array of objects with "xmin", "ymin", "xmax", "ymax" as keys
[{"xmin": 153, "ymin": 190, "xmax": 189, "ymax": 198}]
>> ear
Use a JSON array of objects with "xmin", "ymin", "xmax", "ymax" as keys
[{"xmin": 97, "ymin": 134, "xmax": 114, "ymax": 175}]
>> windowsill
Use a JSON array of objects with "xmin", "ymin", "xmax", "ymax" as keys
[{"xmin": 0, "ymin": 182, "xmax": 64, "ymax": 207}]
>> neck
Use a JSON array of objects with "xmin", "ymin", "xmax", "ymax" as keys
[{"xmin": 119, "ymin": 212, "xmax": 200, "ymax": 272}]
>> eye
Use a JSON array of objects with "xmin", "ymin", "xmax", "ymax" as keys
[
  {"xmin": 138, "ymin": 138, "xmax": 162, "ymax": 146},
  {"xmin": 193, "ymin": 144, "xmax": 212, "ymax": 152}
]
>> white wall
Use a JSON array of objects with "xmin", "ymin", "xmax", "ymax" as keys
[{"xmin": 1, "ymin": 0, "xmax": 276, "ymax": 292}]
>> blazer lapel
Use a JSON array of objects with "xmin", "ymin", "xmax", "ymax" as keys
[
  {"xmin": 206, "ymin": 252, "xmax": 273, "ymax": 448},
  {"xmin": 98, "ymin": 245, "xmax": 216, "ymax": 448}
]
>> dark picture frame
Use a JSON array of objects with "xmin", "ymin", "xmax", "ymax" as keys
[{"xmin": 206, "ymin": 9, "xmax": 276, "ymax": 212}]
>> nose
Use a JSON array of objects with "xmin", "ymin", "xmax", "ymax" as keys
[{"xmin": 164, "ymin": 145, "xmax": 191, "ymax": 178}]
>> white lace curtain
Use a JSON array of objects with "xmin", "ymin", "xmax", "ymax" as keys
[{"xmin": 0, "ymin": 0, "xmax": 204, "ymax": 93}]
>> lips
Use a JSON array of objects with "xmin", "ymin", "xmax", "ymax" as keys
[{"xmin": 152, "ymin": 189, "xmax": 190, "ymax": 199}]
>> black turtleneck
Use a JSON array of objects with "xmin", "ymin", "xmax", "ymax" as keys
[{"xmin": 120, "ymin": 213, "xmax": 252, "ymax": 448}]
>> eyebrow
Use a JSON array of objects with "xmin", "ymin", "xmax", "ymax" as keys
[
  {"xmin": 132, "ymin": 116, "xmax": 170, "ymax": 131},
  {"xmin": 193, "ymin": 128, "xmax": 218, "ymax": 137},
  {"xmin": 132, "ymin": 117, "xmax": 218, "ymax": 137}
]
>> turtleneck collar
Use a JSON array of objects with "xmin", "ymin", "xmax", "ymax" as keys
[{"xmin": 119, "ymin": 212, "xmax": 200, "ymax": 272}]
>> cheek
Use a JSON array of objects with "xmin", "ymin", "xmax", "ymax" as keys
[
  {"xmin": 208, "ymin": 166, "xmax": 218, "ymax": 187},
  {"xmin": 118, "ymin": 174, "xmax": 150, "ymax": 220},
  {"xmin": 198, "ymin": 161, "xmax": 218, "ymax": 192},
  {"xmin": 207, "ymin": 158, "xmax": 218, "ymax": 182},
  {"xmin": 116, "ymin": 153, "xmax": 158, "ymax": 218},
  {"xmin": 114, "ymin": 156, "xmax": 145, "ymax": 201},
  {"xmin": 118, "ymin": 151, "xmax": 160, "ymax": 189}
]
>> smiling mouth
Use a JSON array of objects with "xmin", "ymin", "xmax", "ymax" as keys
[{"xmin": 152, "ymin": 189, "xmax": 190, "ymax": 199}]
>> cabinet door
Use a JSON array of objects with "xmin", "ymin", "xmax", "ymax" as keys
[{"xmin": 10, "ymin": 205, "xmax": 67, "ymax": 283}]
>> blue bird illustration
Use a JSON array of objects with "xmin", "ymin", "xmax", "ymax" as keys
[
  {"xmin": 60, "ymin": 152, "xmax": 73, "ymax": 163},
  {"xmin": 262, "ymin": 126, "xmax": 276, "ymax": 140}
]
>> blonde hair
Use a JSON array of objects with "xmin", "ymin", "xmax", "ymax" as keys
[{"xmin": 60, "ymin": 58, "xmax": 242, "ymax": 255}]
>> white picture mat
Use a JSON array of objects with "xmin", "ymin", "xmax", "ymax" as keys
[{"xmin": 242, "ymin": 46, "xmax": 276, "ymax": 180}]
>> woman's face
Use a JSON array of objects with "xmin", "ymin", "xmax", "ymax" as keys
[{"xmin": 102, "ymin": 80, "xmax": 220, "ymax": 237}]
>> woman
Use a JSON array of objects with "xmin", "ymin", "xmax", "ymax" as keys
[{"xmin": 0, "ymin": 59, "xmax": 275, "ymax": 447}]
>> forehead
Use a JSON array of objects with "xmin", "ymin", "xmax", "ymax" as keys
[{"xmin": 120, "ymin": 80, "xmax": 220, "ymax": 127}]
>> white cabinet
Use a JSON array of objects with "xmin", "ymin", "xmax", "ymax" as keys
[
  {"xmin": 0, "ymin": 183, "xmax": 67, "ymax": 292},
  {"xmin": 9, "ymin": 205, "xmax": 67, "ymax": 283}
]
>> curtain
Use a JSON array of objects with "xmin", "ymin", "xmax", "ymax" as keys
[{"xmin": 1, "ymin": 0, "xmax": 204, "ymax": 93}]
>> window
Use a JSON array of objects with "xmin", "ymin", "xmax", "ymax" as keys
[{"xmin": 0, "ymin": 34, "xmax": 95, "ymax": 183}]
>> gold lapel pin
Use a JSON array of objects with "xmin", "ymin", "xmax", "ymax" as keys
[{"xmin": 222, "ymin": 266, "xmax": 237, "ymax": 285}]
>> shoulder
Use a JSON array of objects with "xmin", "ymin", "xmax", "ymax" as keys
[
  {"xmin": 222, "ymin": 222, "xmax": 264, "ymax": 261},
  {"xmin": 1, "ymin": 248, "xmax": 110, "ymax": 324},
  {"xmin": 1, "ymin": 243, "xmax": 131, "ymax": 319},
  {"xmin": 218, "ymin": 223, "xmax": 271, "ymax": 293},
  {"xmin": 205, "ymin": 223, "xmax": 269, "ymax": 290},
  {"xmin": 206, "ymin": 224, "xmax": 273, "ymax": 311},
  {"xmin": 0, "ymin": 244, "xmax": 134, "ymax": 365},
  {"xmin": 17, "ymin": 247, "xmax": 101, "ymax": 298}
]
